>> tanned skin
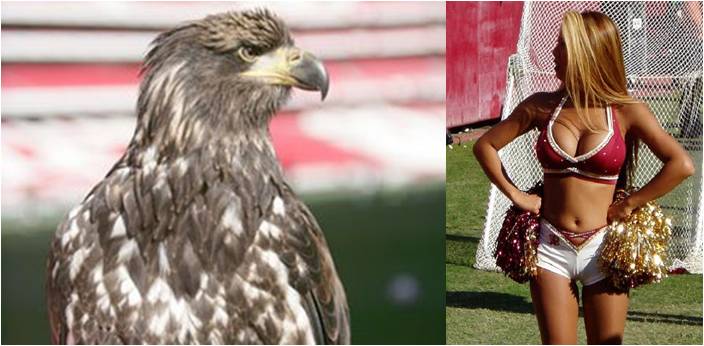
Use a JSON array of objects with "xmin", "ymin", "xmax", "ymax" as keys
[{"xmin": 473, "ymin": 34, "xmax": 694, "ymax": 344}]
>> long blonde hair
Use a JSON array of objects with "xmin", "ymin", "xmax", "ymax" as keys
[{"xmin": 560, "ymin": 10, "xmax": 638, "ymax": 187}]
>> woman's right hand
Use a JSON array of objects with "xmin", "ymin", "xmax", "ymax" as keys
[{"xmin": 512, "ymin": 192, "xmax": 542, "ymax": 214}]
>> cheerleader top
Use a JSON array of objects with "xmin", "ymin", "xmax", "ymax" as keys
[{"xmin": 535, "ymin": 95, "xmax": 626, "ymax": 185}]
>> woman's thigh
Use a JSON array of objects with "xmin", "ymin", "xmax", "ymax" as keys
[
  {"xmin": 530, "ymin": 268, "xmax": 580, "ymax": 344},
  {"xmin": 582, "ymin": 279, "xmax": 629, "ymax": 344}
]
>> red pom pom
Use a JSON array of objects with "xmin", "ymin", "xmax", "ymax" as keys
[{"xmin": 493, "ymin": 184, "xmax": 542, "ymax": 283}]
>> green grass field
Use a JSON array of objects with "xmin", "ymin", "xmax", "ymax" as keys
[
  {"xmin": 446, "ymin": 140, "xmax": 703, "ymax": 345},
  {"xmin": 2, "ymin": 184, "xmax": 445, "ymax": 344}
]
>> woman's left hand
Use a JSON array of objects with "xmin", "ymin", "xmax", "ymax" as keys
[{"xmin": 607, "ymin": 197, "xmax": 636, "ymax": 223}]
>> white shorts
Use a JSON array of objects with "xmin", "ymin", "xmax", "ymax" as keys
[{"xmin": 536, "ymin": 218, "xmax": 609, "ymax": 286}]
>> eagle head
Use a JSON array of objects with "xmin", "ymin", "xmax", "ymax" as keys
[{"xmin": 133, "ymin": 9, "xmax": 328, "ymax": 151}]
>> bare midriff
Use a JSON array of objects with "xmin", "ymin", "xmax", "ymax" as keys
[{"xmin": 541, "ymin": 175, "xmax": 614, "ymax": 245}]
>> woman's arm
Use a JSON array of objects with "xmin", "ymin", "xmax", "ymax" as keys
[
  {"xmin": 473, "ymin": 94, "xmax": 545, "ymax": 213},
  {"xmin": 609, "ymin": 102, "xmax": 695, "ymax": 221}
]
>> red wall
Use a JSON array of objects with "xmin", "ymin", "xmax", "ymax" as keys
[{"xmin": 446, "ymin": 1, "xmax": 523, "ymax": 128}]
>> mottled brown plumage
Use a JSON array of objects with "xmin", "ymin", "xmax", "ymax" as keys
[{"xmin": 46, "ymin": 9, "xmax": 349, "ymax": 344}]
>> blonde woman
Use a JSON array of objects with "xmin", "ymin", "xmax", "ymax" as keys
[{"xmin": 473, "ymin": 11, "xmax": 694, "ymax": 344}]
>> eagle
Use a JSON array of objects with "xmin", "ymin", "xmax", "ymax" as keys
[{"xmin": 46, "ymin": 9, "xmax": 350, "ymax": 344}]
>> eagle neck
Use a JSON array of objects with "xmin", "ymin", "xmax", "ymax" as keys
[
  {"xmin": 126, "ymin": 59, "xmax": 286, "ymax": 180},
  {"xmin": 121, "ymin": 126, "xmax": 284, "ymax": 182}
]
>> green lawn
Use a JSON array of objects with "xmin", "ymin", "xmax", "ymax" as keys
[
  {"xmin": 446, "ymin": 140, "xmax": 703, "ymax": 345},
  {"xmin": 446, "ymin": 140, "xmax": 491, "ymax": 236},
  {"xmin": 2, "ymin": 184, "xmax": 445, "ymax": 344}
]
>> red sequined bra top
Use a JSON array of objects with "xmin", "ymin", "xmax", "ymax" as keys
[{"xmin": 535, "ymin": 95, "xmax": 626, "ymax": 185}]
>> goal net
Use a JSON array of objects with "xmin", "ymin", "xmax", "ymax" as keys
[{"xmin": 475, "ymin": 1, "xmax": 703, "ymax": 274}]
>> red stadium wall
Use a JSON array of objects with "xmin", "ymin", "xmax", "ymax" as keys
[{"xmin": 446, "ymin": 1, "xmax": 523, "ymax": 129}]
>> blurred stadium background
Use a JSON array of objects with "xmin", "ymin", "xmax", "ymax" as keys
[{"xmin": 1, "ymin": 2, "xmax": 445, "ymax": 344}]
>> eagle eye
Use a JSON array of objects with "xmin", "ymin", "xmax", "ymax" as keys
[{"xmin": 238, "ymin": 46, "xmax": 257, "ymax": 63}]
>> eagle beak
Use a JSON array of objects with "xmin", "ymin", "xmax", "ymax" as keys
[
  {"xmin": 289, "ymin": 51, "xmax": 329, "ymax": 101},
  {"xmin": 240, "ymin": 47, "xmax": 329, "ymax": 101}
]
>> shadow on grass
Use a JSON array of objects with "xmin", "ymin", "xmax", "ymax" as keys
[
  {"xmin": 627, "ymin": 311, "xmax": 703, "ymax": 326},
  {"xmin": 447, "ymin": 291, "xmax": 702, "ymax": 327},
  {"xmin": 446, "ymin": 234, "xmax": 479, "ymax": 242},
  {"xmin": 446, "ymin": 234, "xmax": 480, "ymax": 267},
  {"xmin": 446, "ymin": 291, "xmax": 534, "ymax": 314}
]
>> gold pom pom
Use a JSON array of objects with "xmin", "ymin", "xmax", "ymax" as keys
[{"xmin": 599, "ymin": 190, "xmax": 672, "ymax": 290}]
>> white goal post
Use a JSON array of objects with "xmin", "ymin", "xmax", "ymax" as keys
[{"xmin": 475, "ymin": 1, "xmax": 703, "ymax": 274}]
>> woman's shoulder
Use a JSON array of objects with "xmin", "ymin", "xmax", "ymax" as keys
[
  {"xmin": 521, "ymin": 90, "xmax": 562, "ymax": 104},
  {"xmin": 613, "ymin": 99, "xmax": 651, "ymax": 123},
  {"xmin": 614, "ymin": 99, "xmax": 649, "ymax": 114},
  {"xmin": 515, "ymin": 91, "xmax": 563, "ymax": 126},
  {"xmin": 612, "ymin": 98, "xmax": 658, "ymax": 135}
]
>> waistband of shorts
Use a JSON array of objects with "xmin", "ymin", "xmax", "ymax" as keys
[{"xmin": 540, "ymin": 218, "xmax": 609, "ymax": 252}]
